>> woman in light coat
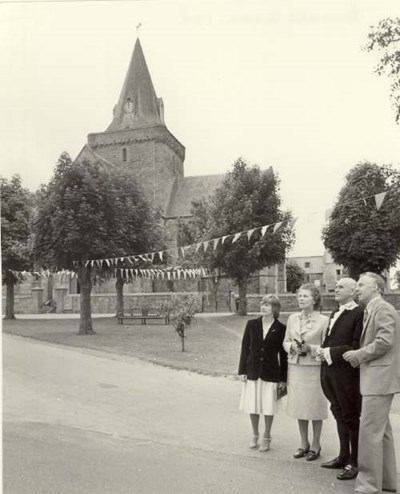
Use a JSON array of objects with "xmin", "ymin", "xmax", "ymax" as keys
[{"xmin": 283, "ymin": 284, "xmax": 329, "ymax": 461}]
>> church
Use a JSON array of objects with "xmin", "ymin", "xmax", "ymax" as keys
[{"xmin": 74, "ymin": 38, "xmax": 224, "ymax": 244}]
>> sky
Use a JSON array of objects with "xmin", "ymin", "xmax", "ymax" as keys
[{"xmin": 1, "ymin": 0, "xmax": 400, "ymax": 258}]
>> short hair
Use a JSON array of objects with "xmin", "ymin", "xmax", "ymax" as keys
[
  {"xmin": 298, "ymin": 283, "xmax": 322, "ymax": 309},
  {"xmin": 261, "ymin": 294, "xmax": 281, "ymax": 319},
  {"xmin": 360, "ymin": 272, "xmax": 386, "ymax": 295}
]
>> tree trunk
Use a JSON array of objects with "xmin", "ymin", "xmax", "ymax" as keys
[
  {"xmin": 181, "ymin": 334, "xmax": 185, "ymax": 352},
  {"xmin": 4, "ymin": 271, "xmax": 16, "ymax": 320},
  {"xmin": 78, "ymin": 265, "xmax": 95, "ymax": 335},
  {"xmin": 237, "ymin": 278, "xmax": 248, "ymax": 316},
  {"xmin": 115, "ymin": 271, "xmax": 124, "ymax": 316}
]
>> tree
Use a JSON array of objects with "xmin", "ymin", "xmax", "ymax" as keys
[
  {"xmin": 286, "ymin": 261, "xmax": 305, "ymax": 293},
  {"xmin": 365, "ymin": 18, "xmax": 400, "ymax": 123},
  {"xmin": 32, "ymin": 152, "xmax": 162, "ymax": 334},
  {"xmin": 322, "ymin": 161, "xmax": 400, "ymax": 279},
  {"xmin": 161, "ymin": 293, "xmax": 200, "ymax": 352},
  {"xmin": 1, "ymin": 175, "xmax": 33, "ymax": 319},
  {"xmin": 182, "ymin": 158, "xmax": 295, "ymax": 315}
]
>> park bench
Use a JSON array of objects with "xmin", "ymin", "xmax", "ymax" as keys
[{"xmin": 117, "ymin": 307, "xmax": 170, "ymax": 325}]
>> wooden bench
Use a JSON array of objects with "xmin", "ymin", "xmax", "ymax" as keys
[{"xmin": 117, "ymin": 308, "xmax": 170, "ymax": 325}]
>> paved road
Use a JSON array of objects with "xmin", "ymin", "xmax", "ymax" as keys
[{"xmin": 3, "ymin": 334, "xmax": 400, "ymax": 494}]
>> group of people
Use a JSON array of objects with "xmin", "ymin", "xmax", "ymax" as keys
[{"xmin": 238, "ymin": 272, "xmax": 400, "ymax": 494}]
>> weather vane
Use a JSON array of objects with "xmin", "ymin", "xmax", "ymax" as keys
[{"xmin": 136, "ymin": 23, "xmax": 142, "ymax": 37}]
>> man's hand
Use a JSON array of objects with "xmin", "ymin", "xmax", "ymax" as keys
[
  {"xmin": 343, "ymin": 350, "xmax": 360, "ymax": 368},
  {"xmin": 277, "ymin": 382, "xmax": 286, "ymax": 390},
  {"xmin": 316, "ymin": 347, "xmax": 326, "ymax": 362}
]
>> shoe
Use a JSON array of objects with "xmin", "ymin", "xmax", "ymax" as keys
[
  {"xmin": 306, "ymin": 448, "xmax": 321, "ymax": 461},
  {"xmin": 321, "ymin": 457, "xmax": 347, "ymax": 469},
  {"xmin": 337, "ymin": 465, "xmax": 358, "ymax": 480},
  {"xmin": 293, "ymin": 444, "xmax": 310, "ymax": 458},
  {"xmin": 259, "ymin": 437, "xmax": 271, "ymax": 452},
  {"xmin": 249, "ymin": 435, "xmax": 259, "ymax": 449}
]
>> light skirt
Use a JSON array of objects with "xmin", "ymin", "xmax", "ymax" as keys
[
  {"xmin": 286, "ymin": 364, "xmax": 328, "ymax": 420},
  {"xmin": 239, "ymin": 379, "xmax": 283, "ymax": 415}
]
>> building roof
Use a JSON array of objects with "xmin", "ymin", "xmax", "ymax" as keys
[
  {"xmin": 74, "ymin": 144, "xmax": 115, "ymax": 168},
  {"xmin": 165, "ymin": 174, "xmax": 225, "ymax": 218},
  {"xmin": 106, "ymin": 38, "xmax": 163, "ymax": 132}
]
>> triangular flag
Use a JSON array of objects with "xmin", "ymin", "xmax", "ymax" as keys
[
  {"xmin": 105, "ymin": 259, "xmax": 110, "ymax": 267},
  {"xmin": 375, "ymin": 192, "xmax": 386, "ymax": 210},
  {"xmin": 203, "ymin": 241, "xmax": 209, "ymax": 251},
  {"xmin": 221, "ymin": 235, "xmax": 229, "ymax": 244},
  {"xmin": 180, "ymin": 247, "xmax": 186, "ymax": 257},
  {"xmin": 158, "ymin": 251, "xmax": 163, "ymax": 261},
  {"xmin": 213, "ymin": 238, "xmax": 220, "ymax": 250},
  {"xmin": 232, "ymin": 232, "xmax": 241, "ymax": 243},
  {"xmin": 150, "ymin": 253, "xmax": 155, "ymax": 262},
  {"xmin": 261, "ymin": 225, "xmax": 269, "ymax": 237},
  {"xmin": 195, "ymin": 243, "xmax": 202, "ymax": 253},
  {"xmin": 273, "ymin": 222, "xmax": 283, "ymax": 233},
  {"xmin": 247, "ymin": 229, "xmax": 255, "ymax": 241}
]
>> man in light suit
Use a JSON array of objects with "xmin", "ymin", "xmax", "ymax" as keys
[{"xmin": 344, "ymin": 272, "xmax": 400, "ymax": 494}]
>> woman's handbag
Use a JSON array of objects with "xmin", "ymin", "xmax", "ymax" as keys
[{"xmin": 274, "ymin": 384, "xmax": 287, "ymax": 401}]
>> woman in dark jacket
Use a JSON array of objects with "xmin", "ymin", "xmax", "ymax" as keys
[{"xmin": 238, "ymin": 294, "xmax": 288, "ymax": 452}]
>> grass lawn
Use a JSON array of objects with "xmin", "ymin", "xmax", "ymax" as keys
[{"xmin": 3, "ymin": 314, "xmax": 289, "ymax": 377}]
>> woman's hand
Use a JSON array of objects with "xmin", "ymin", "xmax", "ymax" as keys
[
  {"xmin": 301, "ymin": 343, "xmax": 311, "ymax": 353},
  {"xmin": 291, "ymin": 343, "xmax": 303, "ymax": 354}
]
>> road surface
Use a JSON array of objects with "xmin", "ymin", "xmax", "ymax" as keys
[{"xmin": 4, "ymin": 334, "xmax": 400, "ymax": 494}]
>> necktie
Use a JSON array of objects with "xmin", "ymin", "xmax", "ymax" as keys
[{"xmin": 363, "ymin": 309, "xmax": 368, "ymax": 328}]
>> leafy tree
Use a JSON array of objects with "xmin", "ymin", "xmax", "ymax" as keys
[
  {"xmin": 161, "ymin": 293, "xmax": 200, "ymax": 352},
  {"xmin": 32, "ymin": 152, "xmax": 162, "ymax": 334},
  {"xmin": 322, "ymin": 162, "xmax": 400, "ymax": 279},
  {"xmin": 365, "ymin": 18, "xmax": 400, "ymax": 123},
  {"xmin": 181, "ymin": 158, "xmax": 295, "ymax": 315},
  {"xmin": 1, "ymin": 175, "xmax": 33, "ymax": 319},
  {"xmin": 286, "ymin": 261, "xmax": 305, "ymax": 293}
]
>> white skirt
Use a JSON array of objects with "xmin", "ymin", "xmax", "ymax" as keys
[{"xmin": 239, "ymin": 379, "xmax": 284, "ymax": 415}]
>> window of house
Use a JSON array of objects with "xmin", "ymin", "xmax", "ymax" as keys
[
  {"xmin": 305, "ymin": 262, "xmax": 311, "ymax": 268},
  {"xmin": 122, "ymin": 148, "xmax": 127, "ymax": 162}
]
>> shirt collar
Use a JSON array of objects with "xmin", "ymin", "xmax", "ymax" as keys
[{"xmin": 338, "ymin": 300, "xmax": 358, "ymax": 312}]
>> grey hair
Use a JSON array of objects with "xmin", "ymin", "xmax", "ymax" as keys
[
  {"xmin": 360, "ymin": 272, "xmax": 386, "ymax": 294},
  {"xmin": 298, "ymin": 283, "xmax": 322, "ymax": 309}
]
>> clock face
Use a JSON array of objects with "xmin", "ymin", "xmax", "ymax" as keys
[{"xmin": 124, "ymin": 100, "xmax": 134, "ymax": 113}]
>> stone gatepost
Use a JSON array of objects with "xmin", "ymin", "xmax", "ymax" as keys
[
  {"xmin": 55, "ymin": 287, "xmax": 68, "ymax": 313},
  {"xmin": 31, "ymin": 287, "xmax": 44, "ymax": 313}
]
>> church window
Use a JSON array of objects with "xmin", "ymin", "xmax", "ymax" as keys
[{"xmin": 122, "ymin": 148, "xmax": 127, "ymax": 162}]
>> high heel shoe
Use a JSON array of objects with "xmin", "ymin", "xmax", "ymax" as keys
[
  {"xmin": 306, "ymin": 447, "xmax": 321, "ymax": 461},
  {"xmin": 249, "ymin": 435, "xmax": 259, "ymax": 449},
  {"xmin": 293, "ymin": 444, "xmax": 310, "ymax": 458},
  {"xmin": 259, "ymin": 437, "xmax": 271, "ymax": 452}
]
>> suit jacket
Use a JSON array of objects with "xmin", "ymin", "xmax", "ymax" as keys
[
  {"xmin": 353, "ymin": 297, "xmax": 400, "ymax": 396},
  {"xmin": 321, "ymin": 305, "xmax": 364, "ymax": 368},
  {"xmin": 283, "ymin": 312, "xmax": 329, "ymax": 365},
  {"xmin": 238, "ymin": 317, "xmax": 288, "ymax": 382}
]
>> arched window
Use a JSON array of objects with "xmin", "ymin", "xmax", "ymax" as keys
[{"xmin": 122, "ymin": 148, "xmax": 127, "ymax": 162}]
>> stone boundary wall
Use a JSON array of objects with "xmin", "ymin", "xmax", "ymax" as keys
[
  {"xmin": 64, "ymin": 292, "xmax": 202, "ymax": 314},
  {"xmin": 4, "ymin": 291, "xmax": 400, "ymax": 314}
]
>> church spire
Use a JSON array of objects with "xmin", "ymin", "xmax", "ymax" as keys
[{"xmin": 107, "ymin": 38, "xmax": 164, "ymax": 132}]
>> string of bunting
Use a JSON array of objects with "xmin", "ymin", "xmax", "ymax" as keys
[
  {"xmin": 75, "ymin": 218, "xmax": 293, "ymax": 268},
  {"xmin": 9, "ymin": 267, "xmax": 209, "ymax": 281},
  {"xmin": 73, "ymin": 185, "xmax": 397, "ymax": 269}
]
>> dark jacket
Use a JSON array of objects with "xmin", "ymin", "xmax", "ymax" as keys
[
  {"xmin": 238, "ymin": 317, "xmax": 288, "ymax": 382},
  {"xmin": 321, "ymin": 305, "xmax": 364, "ymax": 368}
]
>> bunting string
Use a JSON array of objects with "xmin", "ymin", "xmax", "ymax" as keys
[{"xmin": 74, "ymin": 186, "xmax": 398, "ymax": 268}]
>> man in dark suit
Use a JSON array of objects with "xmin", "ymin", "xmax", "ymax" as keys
[
  {"xmin": 317, "ymin": 278, "xmax": 363, "ymax": 480},
  {"xmin": 343, "ymin": 272, "xmax": 400, "ymax": 494}
]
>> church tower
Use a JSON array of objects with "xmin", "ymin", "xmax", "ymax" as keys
[{"xmin": 75, "ymin": 38, "xmax": 185, "ymax": 214}]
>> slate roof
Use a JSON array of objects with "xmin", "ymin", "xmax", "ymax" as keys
[
  {"xmin": 106, "ymin": 39, "xmax": 163, "ymax": 132},
  {"xmin": 74, "ymin": 144, "xmax": 115, "ymax": 168},
  {"xmin": 165, "ymin": 174, "xmax": 225, "ymax": 218}
]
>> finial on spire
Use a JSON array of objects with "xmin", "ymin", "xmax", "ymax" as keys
[{"xmin": 136, "ymin": 23, "xmax": 142, "ymax": 37}]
